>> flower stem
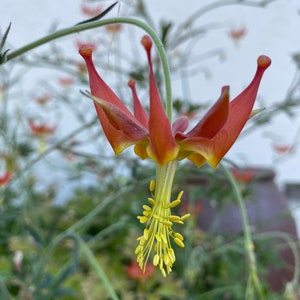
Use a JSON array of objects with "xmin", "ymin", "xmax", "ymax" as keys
[
  {"xmin": 221, "ymin": 164, "xmax": 265, "ymax": 300},
  {"xmin": 78, "ymin": 235, "xmax": 119, "ymax": 300},
  {"xmin": 3, "ymin": 17, "xmax": 173, "ymax": 121}
]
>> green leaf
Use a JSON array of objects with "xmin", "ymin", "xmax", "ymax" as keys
[{"xmin": 76, "ymin": 2, "xmax": 118, "ymax": 26}]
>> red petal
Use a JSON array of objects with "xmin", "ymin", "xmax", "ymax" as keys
[
  {"xmin": 128, "ymin": 79, "xmax": 149, "ymax": 128},
  {"xmin": 177, "ymin": 86, "xmax": 229, "ymax": 140},
  {"xmin": 141, "ymin": 36, "xmax": 179, "ymax": 165},
  {"xmin": 79, "ymin": 47, "xmax": 131, "ymax": 114},
  {"xmin": 79, "ymin": 46, "xmax": 147, "ymax": 155},
  {"xmin": 179, "ymin": 55, "xmax": 271, "ymax": 168},
  {"xmin": 90, "ymin": 94, "xmax": 148, "ymax": 140},
  {"xmin": 172, "ymin": 117, "xmax": 189, "ymax": 135}
]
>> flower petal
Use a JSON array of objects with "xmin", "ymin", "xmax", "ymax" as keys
[
  {"xmin": 177, "ymin": 86, "xmax": 229, "ymax": 139},
  {"xmin": 79, "ymin": 47, "xmax": 132, "ymax": 114},
  {"xmin": 128, "ymin": 79, "xmax": 149, "ymax": 128},
  {"xmin": 172, "ymin": 117, "xmax": 189, "ymax": 135},
  {"xmin": 88, "ymin": 93, "xmax": 148, "ymax": 139},
  {"xmin": 79, "ymin": 46, "xmax": 147, "ymax": 155},
  {"xmin": 141, "ymin": 36, "xmax": 179, "ymax": 166},
  {"xmin": 179, "ymin": 55, "xmax": 271, "ymax": 168}
]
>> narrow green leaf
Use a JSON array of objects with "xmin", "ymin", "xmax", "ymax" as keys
[
  {"xmin": 76, "ymin": 2, "xmax": 118, "ymax": 26},
  {"xmin": 0, "ymin": 22, "xmax": 11, "ymax": 51}
]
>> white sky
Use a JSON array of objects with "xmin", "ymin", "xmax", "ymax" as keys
[{"xmin": 1, "ymin": 0, "xmax": 300, "ymax": 188}]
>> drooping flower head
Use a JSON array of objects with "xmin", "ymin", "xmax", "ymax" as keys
[
  {"xmin": 28, "ymin": 120, "xmax": 57, "ymax": 153},
  {"xmin": 79, "ymin": 35, "xmax": 271, "ymax": 276},
  {"xmin": 79, "ymin": 36, "xmax": 270, "ymax": 168},
  {"xmin": 28, "ymin": 120, "xmax": 57, "ymax": 136}
]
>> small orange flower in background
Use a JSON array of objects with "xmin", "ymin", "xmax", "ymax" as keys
[
  {"xmin": 58, "ymin": 77, "xmax": 74, "ymax": 87},
  {"xmin": 228, "ymin": 26, "xmax": 247, "ymax": 45},
  {"xmin": 125, "ymin": 260, "xmax": 155, "ymax": 281},
  {"xmin": 34, "ymin": 93, "xmax": 52, "ymax": 105},
  {"xmin": 0, "ymin": 171, "xmax": 12, "ymax": 186},
  {"xmin": 231, "ymin": 168, "xmax": 255, "ymax": 183},
  {"xmin": 29, "ymin": 120, "xmax": 57, "ymax": 136},
  {"xmin": 105, "ymin": 24, "xmax": 123, "ymax": 33},
  {"xmin": 80, "ymin": 2, "xmax": 102, "ymax": 17},
  {"xmin": 272, "ymin": 143, "xmax": 294, "ymax": 155},
  {"xmin": 29, "ymin": 120, "xmax": 57, "ymax": 153}
]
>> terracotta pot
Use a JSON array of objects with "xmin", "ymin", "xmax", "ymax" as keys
[{"xmin": 182, "ymin": 167, "xmax": 299, "ymax": 292}]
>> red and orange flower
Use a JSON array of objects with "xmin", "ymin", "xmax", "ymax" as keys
[
  {"xmin": 79, "ymin": 35, "xmax": 271, "ymax": 276},
  {"xmin": 29, "ymin": 120, "xmax": 57, "ymax": 136}
]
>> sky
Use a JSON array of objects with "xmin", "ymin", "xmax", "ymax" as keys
[{"xmin": 1, "ymin": 0, "xmax": 300, "ymax": 189}]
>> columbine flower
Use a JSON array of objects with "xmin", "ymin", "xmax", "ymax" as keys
[
  {"xmin": 80, "ymin": 2, "xmax": 103, "ymax": 17},
  {"xmin": 231, "ymin": 168, "xmax": 255, "ymax": 183},
  {"xmin": 58, "ymin": 76, "xmax": 74, "ymax": 87},
  {"xmin": 105, "ymin": 24, "xmax": 123, "ymax": 33},
  {"xmin": 79, "ymin": 35, "xmax": 271, "ymax": 276},
  {"xmin": 29, "ymin": 120, "xmax": 57, "ymax": 153},
  {"xmin": 29, "ymin": 120, "xmax": 57, "ymax": 136}
]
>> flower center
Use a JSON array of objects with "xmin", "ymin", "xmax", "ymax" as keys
[{"xmin": 135, "ymin": 161, "xmax": 190, "ymax": 277}]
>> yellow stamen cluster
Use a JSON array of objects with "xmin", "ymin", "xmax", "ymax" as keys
[{"xmin": 135, "ymin": 180, "xmax": 190, "ymax": 277}]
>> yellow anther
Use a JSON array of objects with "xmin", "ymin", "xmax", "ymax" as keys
[
  {"xmin": 169, "ymin": 248, "xmax": 175, "ymax": 262},
  {"xmin": 138, "ymin": 236, "xmax": 146, "ymax": 245},
  {"xmin": 135, "ymin": 245, "xmax": 142, "ymax": 254},
  {"xmin": 143, "ymin": 228, "xmax": 149, "ymax": 240},
  {"xmin": 174, "ymin": 237, "xmax": 185, "ymax": 248},
  {"xmin": 168, "ymin": 252, "xmax": 175, "ymax": 264},
  {"xmin": 138, "ymin": 216, "xmax": 148, "ymax": 223},
  {"xmin": 149, "ymin": 179, "xmax": 156, "ymax": 192},
  {"xmin": 164, "ymin": 254, "xmax": 170, "ymax": 266},
  {"xmin": 148, "ymin": 197, "xmax": 155, "ymax": 205},
  {"xmin": 136, "ymin": 175, "xmax": 187, "ymax": 277},
  {"xmin": 160, "ymin": 258, "xmax": 163, "ymax": 269},
  {"xmin": 160, "ymin": 267, "xmax": 167, "ymax": 278},
  {"xmin": 174, "ymin": 232, "xmax": 184, "ymax": 241},
  {"xmin": 168, "ymin": 199, "xmax": 181, "ymax": 208},
  {"xmin": 143, "ymin": 205, "xmax": 152, "ymax": 211},
  {"xmin": 181, "ymin": 213, "xmax": 191, "ymax": 221},
  {"xmin": 155, "ymin": 233, "xmax": 162, "ymax": 242},
  {"xmin": 161, "ymin": 220, "xmax": 173, "ymax": 226},
  {"xmin": 153, "ymin": 254, "xmax": 159, "ymax": 266},
  {"xmin": 177, "ymin": 190, "xmax": 184, "ymax": 200},
  {"xmin": 143, "ymin": 210, "xmax": 151, "ymax": 217},
  {"xmin": 161, "ymin": 233, "xmax": 167, "ymax": 244},
  {"xmin": 174, "ymin": 220, "xmax": 184, "ymax": 224},
  {"xmin": 169, "ymin": 215, "xmax": 181, "ymax": 222}
]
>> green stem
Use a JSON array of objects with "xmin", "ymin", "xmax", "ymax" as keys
[
  {"xmin": 3, "ymin": 17, "xmax": 173, "ymax": 121},
  {"xmin": 78, "ymin": 235, "xmax": 119, "ymax": 300},
  {"xmin": 221, "ymin": 164, "xmax": 264, "ymax": 300},
  {"xmin": 46, "ymin": 232, "xmax": 119, "ymax": 300}
]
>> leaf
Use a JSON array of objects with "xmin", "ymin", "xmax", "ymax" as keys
[
  {"xmin": 76, "ymin": 2, "xmax": 118, "ymax": 26},
  {"xmin": 0, "ymin": 23, "xmax": 11, "ymax": 63},
  {"xmin": 0, "ymin": 22, "xmax": 11, "ymax": 51}
]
